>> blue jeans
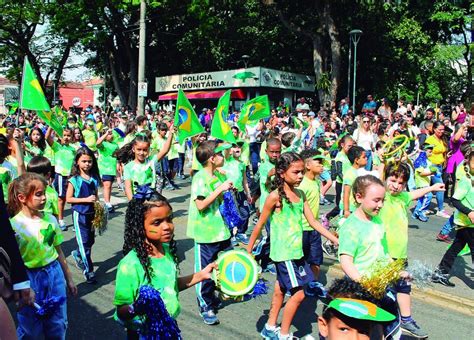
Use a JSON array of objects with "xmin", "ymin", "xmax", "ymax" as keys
[
  {"xmin": 364, "ymin": 149, "xmax": 372, "ymax": 171},
  {"xmin": 414, "ymin": 191, "xmax": 433, "ymax": 214},
  {"xmin": 17, "ymin": 260, "xmax": 67, "ymax": 340},
  {"xmin": 431, "ymin": 164, "xmax": 444, "ymax": 211},
  {"xmin": 249, "ymin": 142, "xmax": 261, "ymax": 175}
]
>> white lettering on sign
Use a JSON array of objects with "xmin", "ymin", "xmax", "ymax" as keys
[{"xmin": 72, "ymin": 97, "xmax": 81, "ymax": 106}]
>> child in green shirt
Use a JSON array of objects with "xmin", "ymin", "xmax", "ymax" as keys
[
  {"xmin": 186, "ymin": 141, "xmax": 234, "ymax": 326},
  {"xmin": 97, "ymin": 129, "xmax": 119, "ymax": 212},
  {"xmin": 342, "ymin": 146, "xmax": 367, "ymax": 218},
  {"xmin": 115, "ymin": 189, "xmax": 215, "ymax": 337},
  {"xmin": 247, "ymin": 152, "xmax": 338, "ymax": 340}
]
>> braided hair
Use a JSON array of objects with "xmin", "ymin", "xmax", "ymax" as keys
[
  {"xmin": 272, "ymin": 152, "xmax": 303, "ymax": 207},
  {"xmin": 124, "ymin": 190, "xmax": 179, "ymax": 283},
  {"xmin": 114, "ymin": 133, "xmax": 151, "ymax": 164}
]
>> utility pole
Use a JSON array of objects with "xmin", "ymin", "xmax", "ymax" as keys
[{"xmin": 137, "ymin": 0, "xmax": 146, "ymax": 115}]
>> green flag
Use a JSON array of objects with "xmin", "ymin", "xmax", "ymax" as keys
[
  {"xmin": 6, "ymin": 102, "xmax": 18, "ymax": 115},
  {"xmin": 211, "ymin": 90, "xmax": 236, "ymax": 143},
  {"xmin": 236, "ymin": 95, "xmax": 270, "ymax": 131},
  {"xmin": 20, "ymin": 57, "xmax": 63, "ymax": 137},
  {"xmin": 174, "ymin": 89, "xmax": 204, "ymax": 144}
]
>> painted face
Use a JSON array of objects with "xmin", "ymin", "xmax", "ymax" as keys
[
  {"xmin": 77, "ymin": 154, "xmax": 93, "ymax": 173},
  {"xmin": 143, "ymin": 204, "xmax": 174, "ymax": 244},
  {"xmin": 282, "ymin": 160, "xmax": 304, "ymax": 187},
  {"xmin": 266, "ymin": 143, "xmax": 282, "ymax": 163},
  {"xmin": 133, "ymin": 141, "xmax": 150, "ymax": 162},
  {"xmin": 355, "ymin": 183, "xmax": 385, "ymax": 216},
  {"xmin": 385, "ymin": 175, "xmax": 406, "ymax": 195},
  {"xmin": 22, "ymin": 180, "xmax": 47, "ymax": 211}
]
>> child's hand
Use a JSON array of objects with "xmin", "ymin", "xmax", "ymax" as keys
[
  {"xmin": 198, "ymin": 263, "xmax": 218, "ymax": 282},
  {"xmin": 268, "ymin": 168, "xmax": 276, "ymax": 177},
  {"xmin": 218, "ymin": 180, "xmax": 233, "ymax": 193},
  {"xmin": 430, "ymin": 183, "xmax": 445, "ymax": 192},
  {"xmin": 86, "ymin": 195, "xmax": 97, "ymax": 203},
  {"xmin": 67, "ymin": 279, "xmax": 78, "ymax": 297},
  {"xmin": 399, "ymin": 270, "xmax": 413, "ymax": 282},
  {"xmin": 216, "ymin": 168, "xmax": 226, "ymax": 176},
  {"xmin": 14, "ymin": 288, "xmax": 35, "ymax": 308},
  {"xmin": 468, "ymin": 211, "xmax": 474, "ymax": 224},
  {"xmin": 343, "ymin": 210, "xmax": 350, "ymax": 218}
]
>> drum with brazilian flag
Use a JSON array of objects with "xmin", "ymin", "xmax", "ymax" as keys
[{"xmin": 212, "ymin": 249, "xmax": 259, "ymax": 297}]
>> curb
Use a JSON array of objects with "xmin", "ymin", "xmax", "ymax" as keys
[{"xmin": 321, "ymin": 261, "xmax": 474, "ymax": 317}]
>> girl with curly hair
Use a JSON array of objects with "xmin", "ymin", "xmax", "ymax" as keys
[
  {"xmin": 114, "ymin": 188, "xmax": 216, "ymax": 339},
  {"xmin": 247, "ymin": 152, "xmax": 338, "ymax": 340}
]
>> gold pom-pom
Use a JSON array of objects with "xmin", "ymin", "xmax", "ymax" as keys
[
  {"xmin": 360, "ymin": 259, "xmax": 406, "ymax": 299},
  {"xmin": 92, "ymin": 201, "xmax": 108, "ymax": 235}
]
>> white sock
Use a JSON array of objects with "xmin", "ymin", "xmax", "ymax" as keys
[
  {"xmin": 105, "ymin": 202, "xmax": 112, "ymax": 208},
  {"xmin": 265, "ymin": 323, "xmax": 276, "ymax": 331},
  {"xmin": 59, "ymin": 219, "xmax": 64, "ymax": 224}
]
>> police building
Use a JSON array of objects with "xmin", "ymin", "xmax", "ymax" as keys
[{"xmin": 155, "ymin": 67, "xmax": 315, "ymax": 110}]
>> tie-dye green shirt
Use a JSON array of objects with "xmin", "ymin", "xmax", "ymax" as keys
[
  {"xmin": 51, "ymin": 141, "xmax": 75, "ymax": 176},
  {"xmin": 298, "ymin": 176, "xmax": 320, "ymax": 231},
  {"xmin": 340, "ymin": 166, "xmax": 357, "ymax": 213},
  {"xmin": 43, "ymin": 185, "xmax": 59, "ymax": 216},
  {"xmin": 335, "ymin": 151, "xmax": 351, "ymax": 184},
  {"xmin": 10, "ymin": 212, "xmax": 63, "ymax": 269},
  {"xmin": 453, "ymin": 175, "xmax": 474, "ymax": 228},
  {"xmin": 258, "ymin": 160, "xmax": 275, "ymax": 211},
  {"xmin": 222, "ymin": 157, "xmax": 245, "ymax": 192},
  {"xmin": 123, "ymin": 156, "xmax": 157, "ymax": 194},
  {"xmin": 270, "ymin": 189, "xmax": 304, "ymax": 262},
  {"xmin": 114, "ymin": 247, "xmax": 180, "ymax": 329},
  {"xmin": 338, "ymin": 213, "xmax": 390, "ymax": 277},
  {"xmin": 378, "ymin": 192, "xmax": 413, "ymax": 259},
  {"xmin": 186, "ymin": 169, "xmax": 230, "ymax": 243}
]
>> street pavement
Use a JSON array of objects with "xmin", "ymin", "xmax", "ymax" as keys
[{"xmin": 38, "ymin": 179, "xmax": 473, "ymax": 339}]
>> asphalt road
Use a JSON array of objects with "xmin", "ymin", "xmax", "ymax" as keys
[{"xmin": 12, "ymin": 178, "xmax": 473, "ymax": 340}]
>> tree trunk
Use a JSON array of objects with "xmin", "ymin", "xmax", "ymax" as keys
[
  {"xmin": 108, "ymin": 51, "xmax": 127, "ymax": 106},
  {"xmin": 324, "ymin": 2, "xmax": 341, "ymax": 104},
  {"xmin": 312, "ymin": 36, "xmax": 325, "ymax": 104}
]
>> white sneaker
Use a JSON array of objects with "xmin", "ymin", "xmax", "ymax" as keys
[{"xmin": 436, "ymin": 210, "xmax": 451, "ymax": 218}]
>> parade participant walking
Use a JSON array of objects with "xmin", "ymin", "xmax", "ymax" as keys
[
  {"xmin": 97, "ymin": 129, "xmax": 119, "ymax": 212},
  {"xmin": 247, "ymin": 152, "xmax": 338, "ymax": 340},
  {"xmin": 9, "ymin": 173, "xmax": 77, "ymax": 339}
]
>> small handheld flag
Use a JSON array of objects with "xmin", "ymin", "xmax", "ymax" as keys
[
  {"xmin": 174, "ymin": 89, "xmax": 204, "ymax": 144},
  {"xmin": 237, "ymin": 95, "xmax": 270, "ymax": 131},
  {"xmin": 211, "ymin": 90, "xmax": 236, "ymax": 143}
]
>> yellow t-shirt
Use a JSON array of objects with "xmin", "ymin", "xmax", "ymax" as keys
[{"xmin": 426, "ymin": 135, "xmax": 446, "ymax": 166}]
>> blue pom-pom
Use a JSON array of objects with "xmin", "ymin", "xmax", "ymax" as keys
[
  {"xmin": 35, "ymin": 296, "xmax": 66, "ymax": 318},
  {"xmin": 134, "ymin": 285, "xmax": 182, "ymax": 340},
  {"xmin": 220, "ymin": 191, "xmax": 246, "ymax": 229},
  {"xmin": 244, "ymin": 279, "xmax": 269, "ymax": 300}
]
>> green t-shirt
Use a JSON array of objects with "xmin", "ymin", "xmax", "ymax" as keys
[
  {"xmin": 123, "ymin": 156, "xmax": 157, "ymax": 194},
  {"xmin": 415, "ymin": 161, "xmax": 432, "ymax": 188},
  {"xmin": 372, "ymin": 154, "xmax": 381, "ymax": 167},
  {"xmin": 98, "ymin": 141, "xmax": 119, "ymax": 176},
  {"xmin": 51, "ymin": 141, "xmax": 76, "ymax": 176},
  {"xmin": 240, "ymin": 141, "xmax": 250, "ymax": 166},
  {"xmin": 378, "ymin": 191, "xmax": 413, "ymax": 259},
  {"xmin": 340, "ymin": 166, "xmax": 357, "ymax": 212},
  {"xmin": 10, "ymin": 212, "xmax": 63, "ymax": 269},
  {"xmin": 43, "ymin": 185, "xmax": 59, "ymax": 216},
  {"xmin": 167, "ymin": 141, "xmax": 179, "ymax": 160},
  {"xmin": 24, "ymin": 142, "xmax": 44, "ymax": 164},
  {"xmin": 335, "ymin": 151, "xmax": 351, "ymax": 184},
  {"xmin": 453, "ymin": 175, "xmax": 474, "ymax": 228},
  {"xmin": 298, "ymin": 176, "xmax": 320, "ymax": 231},
  {"xmin": 0, "ymin": 161, "xmax": 14, "ymax": 202},
  {"xmin": 270, "ymin": 189, "xmax": 304, "ymax": 262},
  {"xmin": 222, "ymin": 157, "xmax": 245, "ymax": 192},
  {"xmin": 186, "ymin": 170, "xmax": 230, "ymax": 243},
  {"xmin": 191, "ymin": 143, "xmax": 203, "ymax": 171},
  {"xmin": 456, "ymin": 161, "xmax": 466, "ymax": 180},
  {"xmin": 44, "ymin": 144, "xmax": 55, "ymax": 166},
  {"xmin": 282, "ymin": 136, "xmax": 302, "ymax": 154},
  {"xmin": 82, "ymin": 129, "xmax": 98, "ymax": 151},
  {"xmin": 338, "ymin": 213, "xmax": 390, "ymax": 277},
  {"xmin": 114, "ymin": 248, "xmax": 180, "ymax": 330},
  {"xmin": 258, "ymin": 160, "xmax": 275, "ymax": 211}
]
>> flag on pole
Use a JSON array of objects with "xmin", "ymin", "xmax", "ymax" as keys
[
  {"xmin": 174, "ymin": 89, "xmax": 204, "ymax": 144},
  {"xmin": 211, "ymin": 90, "xmax": 236, "ymax": 143},
  {"xmin": 19, "ymin": 57, "xmax": 63, "ymax": 137},
  {"xmin": 6, "ymin": 102, "xmax": 19, "ymax": 115},
  {"xmin": 236, "ymin": 95, "xmax": 270, "ymax": 131}
]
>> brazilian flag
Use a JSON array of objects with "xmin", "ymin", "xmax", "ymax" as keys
[
  {"xmin": 20, "ymin": 57, "xmax": 63, "ymax": 137},
  {"xmin": 174, "ymin": 89, "xmax": 204, "ymax": 144},
  {"xmin": 236, "ymin": 95, "xmax": 270, "ymax": 131},
  {"xmin": 211, "ymin": 90, "xmax": 236, "ymax": 143}
]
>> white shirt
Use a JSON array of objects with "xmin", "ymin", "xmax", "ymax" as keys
[{"xmin": 353, "ymin": 129, "xmax": 375, "ymax": 150}]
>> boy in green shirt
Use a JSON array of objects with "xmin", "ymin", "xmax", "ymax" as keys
[
  {"xmin": 97, "ymin": 129, "xmax": 119, "ymax": 212},
  {"xmin": 299, "ymin": 149, "xmax": 330, "ymax": 297},
  {"xmin": 221, "ymin": 140, "xmax": 251, "ymax": 245},
  {"xmin": 379, "ymin": 163, "xmax": 444, "ymax": 338},
  {"xmin": 186, "ymin": 141, "xmax": 233, "ymax": 326},
  {"xmin": 342, "ymin": 146, "xmax": 367, "ymax": 218}
]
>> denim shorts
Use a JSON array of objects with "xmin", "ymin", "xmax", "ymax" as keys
[{"xmin": 17, "ymin": 260, "xmax": 67, "ymax": 340}]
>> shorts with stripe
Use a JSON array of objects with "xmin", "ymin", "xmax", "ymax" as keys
[
  {"xmin": 275, "ymin": 258, "xmax": 314, "ymax": 294},
  {"xmin": 302, "ymin": 230, "xmax": 323, "ymax": 266},
  {"xmin": 53, "ymin": 173, "xmax": 69, "ymax": 198}
]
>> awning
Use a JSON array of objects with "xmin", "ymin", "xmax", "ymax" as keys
[{"xmin": 158, "ymin": 89, "xmax": 245, "ymax": 100}]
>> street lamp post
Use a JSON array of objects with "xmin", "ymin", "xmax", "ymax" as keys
[
  {"xmin": 347, "ymin": 35, "xmax": 351, "ymax": 100},
  {"xmin": 137, "ymin": 0, "xmax": 146, "ymax": 115},
  {"xmin": 349, "ymin": 29, "xmax": 362, "ymax": 114},
  {"xmin": 241, "ymin": 55, "xmax": 250, "ymax": 69}
]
